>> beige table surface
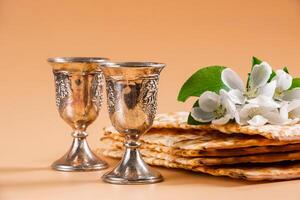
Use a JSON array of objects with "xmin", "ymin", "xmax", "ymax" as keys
[
  {"xmin": 2, "ymin": 0, "xmax": 300, "ymax": 199},
  {"xmin": 4, "ymin": 158, "xmax": 300, "ymax": 200}
]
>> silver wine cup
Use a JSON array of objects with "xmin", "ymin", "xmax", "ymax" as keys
[
  {"xmin": 99, "ymin": 61, "xmax": 165, "ymax": 184},
  {"xmin": 48, "ymin": 57, "xmax": 109, "ymax": 171}
]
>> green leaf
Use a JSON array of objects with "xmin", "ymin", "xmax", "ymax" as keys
[
  {"xmin": 247, "ymin": 56, "xmax": 262, "ymax": 88},
  {"xmin": 290, "ymin": 78, "xmax": 300, "ymax": 90},
  {"xmin": 177, "ymin": 66, "xmax": 228, "ymax": 102},
  {"xmin": 187, "ymin": 101, "xmax": 208, "ymax": 125},
  {"xmin": 268, "ymin": 71, "xmax": 276, "ymax": 82},
  {"xmin": 252, "ymin": 56, "xmax": 262, "ymax": 67},
  {"xmin": 283, "ymin": 66, "xmax": 289, "ymax": 73}
]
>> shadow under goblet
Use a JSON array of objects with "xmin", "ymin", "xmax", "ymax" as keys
[
  {"xmin": 99, "ymin": 61, "xmax": 165, "ymax": 184},
  {"xmin": 48, "ymin": 57, "xmax": 109, "ymax": 172}
]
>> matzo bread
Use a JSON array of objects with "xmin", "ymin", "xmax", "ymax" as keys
[
  {"xmin": 154, "ymin": 112, "xmax": 300, "ymax": 141},
  {"xmin": 153, "ymin": 112, "xmax": 210, "ymax": 130},
  {"xmin": 101, "ymin": 136, "xmax": 300, "ymax": 157},
  {"xmin": 99, "ymin": 137, "xmax": 300, "ymax": 165},
  {"xmin": 96, "ymin": 146, "xmax": 300, "ymax": 181},
  {"xmin": 210, "ymin": 123, "xmax": 300, "ymax": 141},
  {"xmin": 104, "ymin": 126, "xmax": 299, "ymax": 151}
]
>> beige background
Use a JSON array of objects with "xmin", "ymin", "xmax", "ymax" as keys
[{"xmin": 1, "ymin": 0, "xmax": 300, "ymax": 199}]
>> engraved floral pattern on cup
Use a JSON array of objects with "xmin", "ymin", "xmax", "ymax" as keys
[
  {"xmin": 54, "ymin": 72, "xmax": 72, "ymax": 110},
  {"xmin": 106, "ymin": 79, "xmax": 117, "ymax": 114},
  {"xmin": 91, "ymin": 72, "xmax": 104, "ymax": 108},
  {"xmin": 139, "ymin": 77, "xmax": 159, "ymax": 121}
]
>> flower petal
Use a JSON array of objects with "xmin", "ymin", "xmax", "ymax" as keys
[
  {"xmin": 280, "ymin": 102, "xmax": 289, "ymax": 121},
  {"xmin": 288, "ymin": 100, "xmax": 300, "ymax": 119},
  {"xmin": 239, "ymin": 104, "xmax": 259, "ymax": 119},
  {"xmin": 247, "ymin": 95, "xmax": 280, "ymax": 109},
  {"xmin": 249, "ymin": 61, "xmax": 272, "ymax": 89},
  {"xmin": 227, "ymin": 101, "xmax": 240, "ymax": 124},
  {"xmin": 198, "ymin": 91, "xmax": 220, "ymax": 112},
  {"xmin": 220, "ymin": 91, "xmax": 236, "ymax": 115},
  {"xmin": 257, "ymin": 80, "xmax": 277, "ymax": 98},
  {"xmin": 283, "ymin": 88, "xmax": 300, "ymax": 101},
  {"xmin": 212, "ymin": 114, "xmax": 231, "ymax": 125},
  {"xmin": 263, "ymin": 110, "xmax": 288, "ymax": 125},
  {"xmin": 220, "ymin": 89, "xmax": 239, "ymax": 124},
  {"xmin": 191, "ymin": 107, "xmax": 215, "ymax": 122},
  {"xmin": 227, "ymin": 89, "xmax": 246, "ymax": 104},
  {"xmin": 274, "ymin": 69, "xmax": 292, "ymax": 91},
  {"xmin": 287, "ymin": 100, "xmax": 300, "ymax": 112},
  {"xmin": 247, "ymin": 115, "xmax": 268, "ymax": 126},
  {"xmin": 234, "ymin": 111, "xmax": 241, "ymax": 124},
  {"xmin": 221, "ymin": 68, "xmax": 245, "ymax": 91}
]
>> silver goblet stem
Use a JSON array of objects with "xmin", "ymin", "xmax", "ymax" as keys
[
  {"xmin": 99, "ymin": 62, "xmax": 165, "ymax": 184},
  {"xmin": 48, "ymin": 57, "xmax": 109, "ymax": 171}
]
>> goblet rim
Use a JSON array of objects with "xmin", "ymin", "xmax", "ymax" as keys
[
  {"xmin": 99, "ymin": 61, "xmax": 165, "ymax": 68},
  {"xmin": 47, "ymin": 57, "xmax": 109, "ymax": 63}
]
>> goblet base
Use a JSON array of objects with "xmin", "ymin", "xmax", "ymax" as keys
[
  {"xmin": 102, "ymin": 147, "xmax": 163, "ymax": 184},
  {"xmin": 52, "ymin": 137, "xmax": 108, "ymax": 172},
  {"xmin": 102, "ymin": 171, "xmax": 163, "ymax": 185},
  {"xmin": 52, "ymin": 158, "xmax": 108, "ymax": 172}
]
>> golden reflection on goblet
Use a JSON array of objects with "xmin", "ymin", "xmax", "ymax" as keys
[
  {"xmin": 48, "ymin": 57, "xmax": 108, "ymax": 171},
  {"xmin": 99, "ymin": 61, "xmax": 165, "ymax": 184}
]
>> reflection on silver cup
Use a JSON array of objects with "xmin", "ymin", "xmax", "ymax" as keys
[
  {"xmin": 48, "ymin": 57, "xmax": 109, "ymax": 171},
  {"xmin": 99, "ymin": 62, "xmax": 165, "ymax": 184}
]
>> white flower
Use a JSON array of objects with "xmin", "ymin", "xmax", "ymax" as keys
[
  {"xmin": 191, "ymin": 90, "xmax": 238, "ymax": 125},
  {"xmin": 239, "ymin": 103, "xmax": 269, "ymax": 126},
  {"xmin": 274, "ymin": 69, "xmax": 300, "ymax": 101},
  {"xmin": 238, "ymin": 98, "xmax": 300, "ymax": 126},
  {"xmin": 246, "ymin": 94, "xmax": 280, "ymax": 109},
  {"xmin": 283, "ymin": 100, "xmax": 300, "ymax": 124},
  {"xmin": 272, "ymin": 69, "xmax": 293, "ymax": 100},
  {"xmin": 221, "ymin": 68, "xmax": 246, "ymax": 104},
  {"xmin": 191, "ymin": 61, "xmax": 300, "ymax": 126},
  {"xmin": 256, "ymin": 80, "xmax": 277, "ymax": 98},
  {"xmin": 239, "ymin": 103, "xmax": 284, "ymax": 126},
  {"xmin": 282, "ymin": 88, "xmax": 300, "ymax": 101},
  {"xmin": 221, "ymin": 62, "xmax": 273, "ymax": 104},
  {"xmin": 249, "ymin": 62, "xmax": 273, "ymax": 93}
]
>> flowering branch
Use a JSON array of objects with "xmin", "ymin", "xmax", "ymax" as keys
[{"xmin": 178, "ymin": 57, "xmax": 300, "ymax": 126}]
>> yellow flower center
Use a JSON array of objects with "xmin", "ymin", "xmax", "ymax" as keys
[
  {"xmin": 247, "ymin": 107, "xmax": 260, "ymax": 118},
  {"xmin": 214, "ymin": 105, "xmax": 226, "ymax": 119}
]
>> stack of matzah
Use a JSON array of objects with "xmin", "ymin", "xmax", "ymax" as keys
[{"xmin": 96, "ymin": 112, "xmax": 300, "ymax": 181}]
